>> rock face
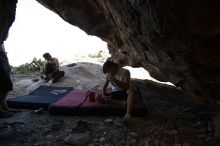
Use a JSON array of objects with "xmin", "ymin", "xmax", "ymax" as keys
[
  {"xmin": 0, "ymin": 0, "xmax": 17, "ymax": 43},
  {"xmin": 1, "ymin": 0, "xmax": 220, "ymax": 100}
]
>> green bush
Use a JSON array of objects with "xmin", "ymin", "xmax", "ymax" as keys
[{"xmin": 11, "ymin": 57, "xmax": 45, "ymax": 74}]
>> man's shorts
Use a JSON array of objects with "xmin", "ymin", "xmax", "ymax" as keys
[
  {"xmin": 111, "ymin": 91, "xmax": 128, "ymax": 101},
  {"xmin": 0, "ymin": 51, "xmax": 13, "ymax": 92}
]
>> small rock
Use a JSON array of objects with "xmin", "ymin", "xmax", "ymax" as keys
[
  {"xmin": 72, "ymin": 120, "xmax": 89, "ymax": 133},
  {"xmin": 130, "ymin": 132, "xmax": 137, "ymax": 137},
  {"xmin": 33, "ymin": 142, "xmax": 52, "ymax": 146},
  {"xmin": 50, "ymin": 120, "xmax": 64, "ymax": 130},
  {"xmin": 100, "ymin": 137, "xmax": 105, "ymax": 143},
  {"xmin": 104, "ymin": 119, "xmax": 113, "ymax": 123},
  {"xmin": 103, "ymin": 132, "xmax": 107, "ymax": 135},
  {"xmin": 64, "ymin": 132, "xmax": 90, "ymax": 146},
  {"xmin": 183, "ymin": 143, "xmax": 191, "ymax": 146},
  {"xmin": 46, "ymin": 135, "xmax": 53, "ymax": 139},
  {"xmin": 126, "ymin": 135, "xmax": 131, "ymax": 141},
  {"xmin": 144, "ymin": 140, "xmax": 150, "ymax": 146},
  {"xmin": 102, "ymin": 144, "xmax": 112, "ymax": 146},
  {"xmin": 99, "ymin": 126, "xmax": 106, "ymax": 130},
  {"xmin": 42, "ymin": 128, "xmax": 51, "ymax": 134},
  {"xmin": 154, "ymin": 139, "xmax": 160, "ymax": 145},
  {"xmin": 31, "ymin": 108, "xmax": 46, "ymax": 115},
  {"xmin": 94, "ymin": 138, "xmax": 99, "ymax": 142},
  {"xmin": 88, "ymin": 144, "xmax": 98, "ymax": 146},
  {"xmin": 130, "ymin": 139, "xmax": 136, "ymax": 144}
]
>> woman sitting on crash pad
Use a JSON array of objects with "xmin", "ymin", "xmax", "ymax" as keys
[{"xmin": 96, "ymin": 61, "xmax": 136, "ymax": 123}]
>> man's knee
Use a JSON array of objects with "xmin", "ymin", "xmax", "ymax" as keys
[{"xmin": 56, "ymin": 71, "xmax": 65, "ymax": 79}]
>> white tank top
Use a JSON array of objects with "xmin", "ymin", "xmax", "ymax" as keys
[{"xmin": 111, "ymin": 68, "xmax": 128, "ymax": 92}]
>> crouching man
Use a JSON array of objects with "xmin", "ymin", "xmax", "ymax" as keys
[{"xmin": 42, "ymin": 53, "xmax": 65, "ymax": 84}]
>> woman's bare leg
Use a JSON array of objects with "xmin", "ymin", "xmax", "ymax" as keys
[
  {"xmin": 96, "ymin": 94, "xmax": 125, "ymax": 106},
  {"xmin": 0, "ymin": 92, "xmax": 13, "ymax": 117},
  {"xmin": 124, "ymin": 85, "xmax": 137, "ymax": 120},
  {"xmin": 0, "ymin": 92, "xmax": 8, "ymax": 110}
]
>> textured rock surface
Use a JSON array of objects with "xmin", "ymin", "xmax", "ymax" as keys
[
  {"xmin": 1, "ymin": 0, "xmax": 220, "ymax": 100},
  {"xmin": 0, "ymin": 0, "xmax": 17, "ymax": 43}
]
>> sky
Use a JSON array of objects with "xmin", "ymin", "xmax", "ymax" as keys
[{"xmin": 5, "ymin": 0, "xmax": 108, "ymax": 66}]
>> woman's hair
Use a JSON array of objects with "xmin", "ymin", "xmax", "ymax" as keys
[{"xmin": 102, "ymin": 61, "xmax": 118, "ymax": 74}]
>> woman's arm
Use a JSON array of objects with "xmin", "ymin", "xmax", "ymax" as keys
[
  {"xmin": 102, "ymin": 75, "xmax": 110, "ymax": 96},
  {"xmin": 110, "ymin": 70, "xmax": 130, "ymax": 90}
]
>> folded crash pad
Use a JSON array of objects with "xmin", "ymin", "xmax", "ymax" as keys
[{"xmin": 7, "ymin": 85, "xmax": 73, "ymax": 109}]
